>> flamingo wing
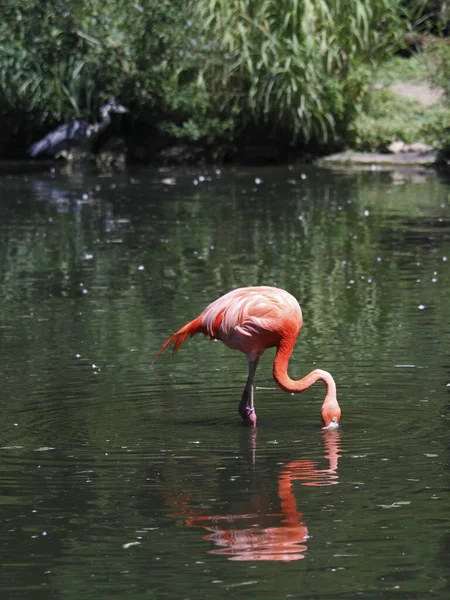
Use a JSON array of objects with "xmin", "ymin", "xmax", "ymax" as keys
[{"xmin": 201, "ymin": 287, "xmax": 302, "ymax": 358}]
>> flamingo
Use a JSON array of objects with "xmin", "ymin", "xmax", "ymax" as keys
[{"xmin": 152, "ymin": 286, "xmax": 341, "ymax": 428}]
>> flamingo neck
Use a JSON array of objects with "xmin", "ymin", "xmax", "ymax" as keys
[{"xmin": 273, "ymin": 341, "xmax": 338, "ymax": 410}]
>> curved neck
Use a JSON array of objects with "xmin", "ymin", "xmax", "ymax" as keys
[{"xmin": 273, "ymin": 341, "xmax": 337, "ymax": 401}]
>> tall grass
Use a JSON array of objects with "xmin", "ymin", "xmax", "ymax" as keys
[
  {"xmin": 195, "ymin": 0, "xmax": 407, "ymax": 143},
  {"xmin": 0, "ymin": 0, "xmax": 426, "ymax": 154}
]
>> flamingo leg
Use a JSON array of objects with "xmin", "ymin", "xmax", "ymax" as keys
[{"xmin": 238, "ymin": 358, "xmax": 259, "ymax": 426}]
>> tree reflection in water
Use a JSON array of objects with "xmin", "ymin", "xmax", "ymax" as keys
[{"xmin": 164, "ymin": 430, "xmax": 341, "ymax": 562}]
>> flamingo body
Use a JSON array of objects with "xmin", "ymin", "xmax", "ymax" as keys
[
  {"xmin": 153, "ymin": 286, "xmax": 340, "ymax": 428},
  {"xmin": 201, "ymin": 287, "xmax": 301, "ymax": 359}
]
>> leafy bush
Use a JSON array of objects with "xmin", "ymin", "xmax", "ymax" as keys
[
  {"xmin": 428, "ymin": 39, "xmax": 450, "ymax": 101},
  {"xmin": 0, "ymin": 0, "xmax": 207, "ymax": 149},
  {"xmin": 351, "ymin": 85, "xmax": 450, "ymax": 151},
  {"xmin": 193, "ymin": 0, "xmax": 408, "ymax": 144},
  {"xmin": 1, "ymin": 0, "xmax": 444, "ymax": 157},
  {"xmin": 406, "ymin": 1, "xmax": 450, "ymax": 35}
]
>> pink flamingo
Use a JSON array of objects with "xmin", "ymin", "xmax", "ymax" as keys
[{"xmin": 153, "ymin": 286, "xmax": 341, "ymax": 428}]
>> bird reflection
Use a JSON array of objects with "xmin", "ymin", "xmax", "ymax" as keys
[{"xmin": 164, "ymin": 430, "xmax": 341, "ymax": 562}]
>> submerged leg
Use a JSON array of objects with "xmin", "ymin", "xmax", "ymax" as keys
[{"xmin": 238, "ymin": 358, "xmax": 259, "ymax": 427}]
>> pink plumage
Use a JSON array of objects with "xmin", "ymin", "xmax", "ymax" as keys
[
  {"xmin": 153, "ymin": 286, "xmax": 340, "ymax": 428},
  {"xmin": 201, "ymin": 287, "xmax": 302, "ymax": 360}
]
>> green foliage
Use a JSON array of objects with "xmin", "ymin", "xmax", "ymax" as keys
[
  {"xmin": 194, "ymin": 0, "xmax": 407, "ymax": 144},
  {"xmin": 0, "ymin": 0, "xmax": 203, "ymax": 135},
  {"xmin": 428, "ymin": 38, "xmax": 450, "ymax": 101},
  {"xmin": 0, "ymin": 0, "xmax": 445, "ymax": 154},
  {"xmin": 373, "ymin": 54, "xmax": 431, "ymax": 85},
  {"xmin": 350, "ymin": 51, "xmax": 450, "ymax": 151},
  {"xmin": 351, "ymin": 87, "xmax": 450, "ymax": 151},
  {"xmin": 406, "ymin": 0, "xmax": 450, "ymax": 34}
]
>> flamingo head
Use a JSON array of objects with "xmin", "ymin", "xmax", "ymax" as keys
[{"xmin": 321, "ymin": 401, "xmax": 341, "ymax": 429}]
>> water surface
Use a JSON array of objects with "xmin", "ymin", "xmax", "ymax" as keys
[{"xmin": 0, "ymin": 163, "xmax": 449, "ymax": 598}]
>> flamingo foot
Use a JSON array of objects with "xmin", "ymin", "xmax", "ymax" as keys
[
  {"xmin": 245, "ymin": 407, "xmax": 257, "ymax": 428},
  {"xmin": 238, "ymin": 389, "xmax": 257, "ymax": 426}
]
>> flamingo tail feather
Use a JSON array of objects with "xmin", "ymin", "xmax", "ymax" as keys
[{"xmin": 152, "ymin": 317, "xmax": 203, "ymax": 363}]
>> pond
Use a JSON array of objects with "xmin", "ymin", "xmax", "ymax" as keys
[{"xmin": 0, "ymin": 162, "xmax": 449, "ymax": 599}]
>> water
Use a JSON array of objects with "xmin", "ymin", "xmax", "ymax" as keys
[{"xmin": 0, "ymin": 163, "xmax": 449, "ymax": 598}]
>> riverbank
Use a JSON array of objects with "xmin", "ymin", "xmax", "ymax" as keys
[
  {"xmin": 3, "ymin": 1, "xmax": 448, "ymax": 168},
  {"xmin": 2, "ymin": 54, "xmax": 449, "ymax": 174}
]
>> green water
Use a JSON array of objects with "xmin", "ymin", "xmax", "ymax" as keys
[{"xmin": 0, "ymin": 164, "xmax": 449, "ymax": 599}]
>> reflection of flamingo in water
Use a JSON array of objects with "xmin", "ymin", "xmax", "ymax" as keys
[
  {"xmin": 153, "ymin": 286, "xmax": 341, "ymax": 428},
  {"xmin": 163, "ymin": 430, "xmax": 341, "ymax": 562}
]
